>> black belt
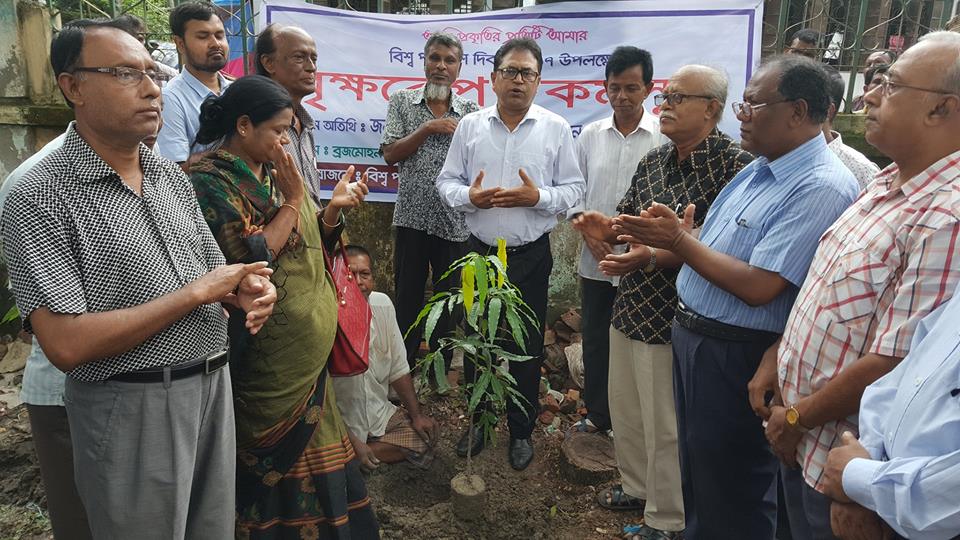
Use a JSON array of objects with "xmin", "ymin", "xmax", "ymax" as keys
[
  {"xmin": 108, "ymin": 347, "xmax": 230, "ymax": 383},
  {"xmin": 674, "ymin": 302, "xmax": 778, "ymax": 343},
  {"xmin": 469, "ymin": 233, "xmax": 548, "ymax": 256}
]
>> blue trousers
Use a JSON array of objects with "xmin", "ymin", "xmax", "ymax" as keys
[{"xmin": 671, "ymin": 321, "xmax": 780, "ymax": 540}]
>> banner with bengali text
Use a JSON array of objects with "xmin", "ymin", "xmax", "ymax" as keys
[{"xmin": 257, "ymin": 0, "xmax": 763, "ymax": 202}]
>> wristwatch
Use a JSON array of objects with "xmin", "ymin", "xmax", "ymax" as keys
[
  {"xmin": 642, "ymin": 246, "xmax": 657, "ymax": 274},
  {"xmin": 785, "ymin": 405, "xmax": 808, "ymax": 432}
]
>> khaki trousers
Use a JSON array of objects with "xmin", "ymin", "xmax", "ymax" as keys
[{"xmin": 608, "ymin": 326, "xmax": 684, "ymax": 531}]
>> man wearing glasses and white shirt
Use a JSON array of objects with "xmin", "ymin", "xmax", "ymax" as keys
[{"xmin": 436, "ymin": 38, "xmax": 584, "ymax": 473}]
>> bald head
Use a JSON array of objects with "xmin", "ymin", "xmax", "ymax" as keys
[
  {"xmin": 673, "ymin": 65, "xmax": 729, "ymax": 119},
  {"xmin": 916, "ymin": 31, "xmax": 960, "ymax": 95},
  {"xmin": 254, "ymin": 23, "xmax": 318, "ymax": 100}
]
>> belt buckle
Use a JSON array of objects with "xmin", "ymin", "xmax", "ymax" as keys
[{"xmin": 204, "ymin": 348, "xmax": 229, "ymax": 375}]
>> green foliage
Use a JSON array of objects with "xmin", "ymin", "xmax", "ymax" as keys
[
  {"xmin": 0, "ymin": 305, "xmax": 19, "ymax": 325},
  {"xmin": 406, "ymin": 248, "xmax": 540, "ymax": 472}
]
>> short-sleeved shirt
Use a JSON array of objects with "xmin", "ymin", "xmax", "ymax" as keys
[
  {"xmin": 382, "ymin": 88, "xmax": 479, "ymax": 242},
  {"xmin": 827, "ymin": 131, "xmax": 880, "ymax": 189},
  {"xmin": 676, "ymin": 134, "xmax": 860, "ymax": 332},
  {"xmin": 0, "ymin": 133, "xmax": 66, "ymax": 406},
  {"xmin": 332, "ymin": 291, "xmax": 410, "ymax": 439},
  {"xmin": 572, "ymin": 112, "xmax": 665, "ymax": 285},
  {"xmin": 157, "ymin": 69, "xmax": 230, "ymax": 162},
  {"xmin": 612, "ymin": 129, "xmax": 753, "ymax": 343},
  {"xmin": 779, "ymin": 150, "xmax": 960, "ymax": 491},
  {"xmin": 1, "ymin": 123, "xmax": 229, "ymax": 382}
]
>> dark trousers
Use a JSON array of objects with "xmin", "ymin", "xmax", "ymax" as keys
[
  {"xmin": 393, "ymin": 226, "xmax": 467, "ymax": 369},
  {"xmin": 579, "ymin": 277, "xmax": 616, "ymax": 430},
  {"xmin": 671, "ymin": 322, "xmax": 780, "ymax": 540},
  {"xmin": 781, "ymin": 464, "xmax": 838, "ymax": 540},
  {"xmin": 26, "ymin": 404, "xmax": 93, "ymax": 540},
  {"xmin": 465, "ymin": 235, "xmax": 551, "ymax": 439}
]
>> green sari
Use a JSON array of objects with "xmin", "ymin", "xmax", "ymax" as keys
[{"xmin": 190, "ymin": 150, "xmax": 379, "ymax": 540}]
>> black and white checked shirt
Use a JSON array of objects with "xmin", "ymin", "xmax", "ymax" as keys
[{"xmin": 2, "ymin": 123, "xmax": 229, "ymax": 381}]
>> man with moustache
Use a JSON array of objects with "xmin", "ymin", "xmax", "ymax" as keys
[
  {"xmin": 381, "ymin": 32, "xmax": 479, "ymax": 370},
  {"xmin": 1, "ymin": 21, "xmax": 277, "ymax": 538},
  {"xmin": 754, "ymin": 32, "xmax": 960, "ymax": 540},
  {"xmin": 437, "ymin": 38, "xmax": 584, "ymax": 471},
  {"xmin": 157, "ymin": 1, "xmax": 230, "ymax": 164},
  {"xmin": 574, "ymin": 64, "xmax": 752, "ymax": 539},
  {"xmin": 566, "ymin": 46, "xmax": 665, "ymax": 438},
  {"xmin": 614, "ymin": 56, "xmax": 859, "ymax": 539}
]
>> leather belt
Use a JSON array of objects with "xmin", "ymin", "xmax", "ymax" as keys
[
  {"xmin": 108, "ymin": 347, "xmax": 230, "ymax": 383},
  {"xmin": 469, "ymin": 233, "xmax": 548, "ymax": 255},
  {"xmin": 674, "ymin": 302, "xmax": 778, "ymax": 343}
]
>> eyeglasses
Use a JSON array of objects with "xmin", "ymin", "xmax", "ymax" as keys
[
  {"xmin": 654, "ymin": 93, "xmax": 713, "ymax": 107},
  {"xmin": 872, "ymin": 74, "xmax": 957, "ymax": 98},
  {"xmin": 730, "ymin": 99, "xmax": 794, "ymax": 120},
  {"xmin": 72, "ymin": 66, "xmax": 171, "ymax": 88},
  {"xmin": 496, "ymin": 67, "xmax": 539, "ymax": 83}
]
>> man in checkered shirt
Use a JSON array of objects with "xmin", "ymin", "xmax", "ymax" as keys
[
  {"xmin": 1, "ymin": 20, "xmax": 277, "ymax": 539},
  {"xmin": 751, "ymin": 32, "xmax": 960, "ymax": 539}
]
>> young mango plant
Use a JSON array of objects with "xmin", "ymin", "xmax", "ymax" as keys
[{"xmin": 406, "ymin": 238, "xmax": 540, "ymax": 474}]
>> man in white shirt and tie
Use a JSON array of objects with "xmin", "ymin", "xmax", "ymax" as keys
[{"xmin": 437, "ymin": 38, "xmax": 585, "ymax": 471}]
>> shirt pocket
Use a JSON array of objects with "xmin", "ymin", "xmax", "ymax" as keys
[
  {"xmin": 717, "ymin": 219, "xmax": 764, "ymax": 262},
  {"xmin": 512, "ymin": 150, "xmax": 551, "ymax": 189},
  {"xmin": 826, "ymin": 243, "xmax": 894, "ymax": 326}
]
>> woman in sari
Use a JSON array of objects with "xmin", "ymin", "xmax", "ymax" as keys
[{"xmin": 188, "ymin": 75, "xmax": 379, "ymax": 539}]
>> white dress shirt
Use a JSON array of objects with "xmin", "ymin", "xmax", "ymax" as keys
[
  {"xmin": 572, "ymin": 112, "xmax": 665, "ymax": 284},
  {"xmin": 333, "ymin": 292, "xmax": 410, "ymax": 439},
  {"xmin": 436, "ymin": 104, "xmax": 585, "ymax": 246}
]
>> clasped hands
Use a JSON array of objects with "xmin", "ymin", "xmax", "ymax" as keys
[{"xmin": 468, "ymin": 169, "xmax": 541, "ymax": 209}]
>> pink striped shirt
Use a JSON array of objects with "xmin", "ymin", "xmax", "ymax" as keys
[{"xmin": 778, "ymin": 150, "xmax": 960, "ymax": 491}]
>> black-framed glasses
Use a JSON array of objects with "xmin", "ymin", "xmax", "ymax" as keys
[
  {"xmin": 72, "ymin": 66, "xmax": 171, "ymax": 88},
  {"xmin": 873, "ymin": 74, "xmax": 957, "ymax": 98},
  {"xmin": 496, "ymin": 67, "xmax": 539, "ymax": 83},
  {"xmin": 654, "ymin": 93, "xmax": 713, "ymax": 107},
  {"xmin": 730, "ymin": 99, "xmax": 795, "ymax": 120}
]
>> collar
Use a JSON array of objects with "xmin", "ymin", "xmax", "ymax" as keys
[
  {"xmin": 63, "ymin": 122, "xmax": 164, "ymax": 186},
  {"xmin": 826, "ymin": 130, "xmax": 844, "ymax": 147},
  {"xmin": 668, "ymin": 127, "xmax": 729, "ymax": 169},
  {"xmin": 600, "ymin": 109, "xmax": 658, "ymax": 138},
  {"xmin": 412, "ymin": 86, "xmax": 473, "ymax": 116},
  {"xmin": 291, "ymin": 103, "xmax": 315, "ymax": 133},
  {"xmin": 486, "ymin": 102, "xmax": 542, "ymax": 129},
  {"xmin": 756, "ymin": 133, "xmax": 828, "ymax": 183},
  {"xmin": 874, "ymin": 148, "xmax": 960, "ymax": 205},
  {"xmin": 180, "ymin": 67, "xmax": 227, "ymax": 100}
]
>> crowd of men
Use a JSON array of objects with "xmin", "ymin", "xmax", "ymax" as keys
[{"xmin": 3, "ymin": 2, "xmax": 960, "ymax": 539}]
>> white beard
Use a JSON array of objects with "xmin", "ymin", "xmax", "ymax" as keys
[{"xmin": 424, "ymin": 81, "xmax": 451, "ymax": 101}]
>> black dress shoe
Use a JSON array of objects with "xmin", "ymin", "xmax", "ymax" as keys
[
  {"xmin": 456, "ymin": 425, "xmax": 485, "ymax": 458},
  {"xmin": 508, "ymin": 437, "xmax": 534, "ymax": 470}
]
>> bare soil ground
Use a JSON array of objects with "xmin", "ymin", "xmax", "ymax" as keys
[{"xmin": 0, "ymin": 387, "xmax": 637, "ymax": 540}]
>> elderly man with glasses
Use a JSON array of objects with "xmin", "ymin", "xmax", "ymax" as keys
[
  {"xmin": 614, "ymin": 55, "xmax": 859, "ymax": 539},
  {"xmin": 574, "ymin": 64, "xmax": 752, "ymax": 540},
  {"xmin": 747, "ymin": 31, "xmax": 960, "ymax": 540}
]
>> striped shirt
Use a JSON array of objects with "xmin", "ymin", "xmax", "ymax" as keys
[
  {"xmin": 676, "ymin": 134, "xmax": 860, "ymax": 332},
  {"xmin": 778, "ymin": 150, "xmax": 960, "ymax": 491},
  {"xmin": 571, "ymin": 112, "xmax": 665, "ymax": 284}
]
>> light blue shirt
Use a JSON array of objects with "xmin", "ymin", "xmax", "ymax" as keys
[
  {"xmin": 157, "ymin": 69, "xmax": 229, "ymax": 162},
  {"xmin": 0, "ymin": 133, "xmax": 66, "ymax": 406},
  {"xmin": 676, "ymin": 134, "xmax": 859, "ymax": 332},
  {"xmin": 436, "ymin": 104, "xmax": 585, "ymax": 246},
  {"xmin": 843, "ymin": 292, "xmax": 960, "ymax": 540}
]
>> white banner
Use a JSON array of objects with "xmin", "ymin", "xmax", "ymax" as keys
[{"xmin": 257, "ymin": 0, "xmax": 763, "ymax": 202}]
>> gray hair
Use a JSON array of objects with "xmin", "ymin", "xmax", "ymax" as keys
[
  {"xmin": 918, "ymin": 30, "xmax": 960, "ymax": 95},
  {"xmin": 423, "ymin": 32, "xmax": 463, "ymax": 59},
  {"xmin": 674, "ymin": 64, "xmax": 729, "ymax": 119}
]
